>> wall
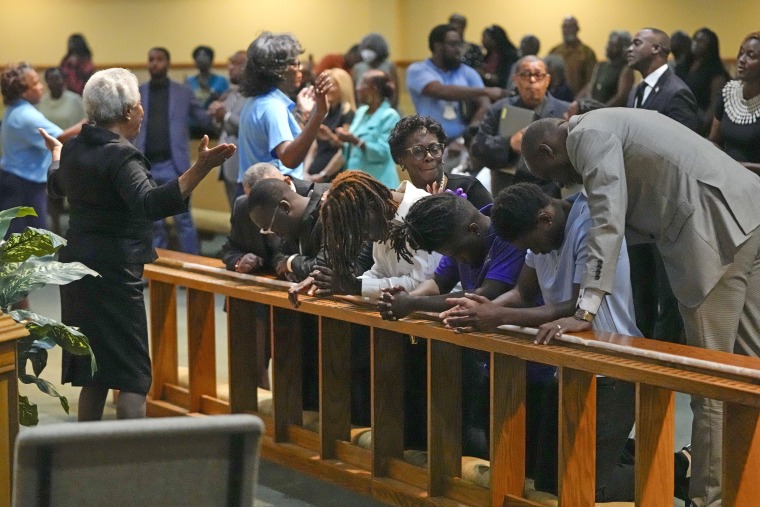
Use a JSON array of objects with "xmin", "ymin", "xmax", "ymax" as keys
[{"xmin": 0, "ymin": 0, "xmax": 400, "ymax": 67}]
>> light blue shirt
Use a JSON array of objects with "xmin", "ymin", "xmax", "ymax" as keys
[
  {"xmin": 406, "ymin": 59, "xmax": 483, "ymax": 139},
  {"xmin": 525, "ymin": 193, "xmax": 641, "ymax": 337},
  {"xmin": 238, "ymin": 88, "xmax": 303, "ymax": 181},
  {"xmin": 1, "ymin": 100, "xmax": 63, "ymax": 182}
]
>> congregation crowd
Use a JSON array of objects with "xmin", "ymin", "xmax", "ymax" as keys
[{"xmin": 2, "ymin": 13, "xmax": 760, "ymax": 507}]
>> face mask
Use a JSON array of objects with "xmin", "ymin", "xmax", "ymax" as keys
[{"xmin": 361, "ymin": 49, "xmax": 377, "ymax": 63}]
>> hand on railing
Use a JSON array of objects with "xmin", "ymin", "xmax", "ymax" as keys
[
  {"xmin": 378, "ymin": 286, "xmax": 412, "ymax": 321},
  {"xmin": 440, "ymin": 293, "xmax": 502, "ymax": 333},
  {"xmin": 534, "ymin": 316, "xmax": 591, "ymax": 345},
  {"xmin": 288, "ymin": 276, "xmax": 318, "ymax": 308}
]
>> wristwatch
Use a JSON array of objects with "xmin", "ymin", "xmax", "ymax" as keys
[{"xmin": 574, "ymin": 308, "xmax": 595, "ymax": 323}]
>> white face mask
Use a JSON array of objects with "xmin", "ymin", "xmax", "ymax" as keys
[{"xmin": 360, "ymin": 49, "xmax": 377, "ymax": 63}]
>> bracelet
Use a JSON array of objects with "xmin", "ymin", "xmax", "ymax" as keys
[
  {"xmin": 574, "ymin": 308, "xmax": 595, "ymax": 323},
  {"xmin": 286, "ymin": 254, "xmax": 298, "ymax": 273}
]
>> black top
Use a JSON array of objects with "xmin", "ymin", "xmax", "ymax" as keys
[
  {"xmin": 308, "ymin": 106, "xmax": 355, "ymax": 177},
  {"xmin": 145, "ymin": 80, "xmax": 172, "ymax": 163},
  {"xmin": 446, "ymin": 173, "xmax": 493, "ymax": 209},
  {"xmin": 221, "ymin": 195, "xmax": 274, "ymax": 271},
  {"xmin": 715, "ymin": 86, "xmax": 760, "ymax": 163},
  {"xmin": 590, "ymin": 60, "xmax": 627, "ymax": 104},
  {"xmin": 49, "ymin": 124, "xmax": 187, "ymax": 264}
]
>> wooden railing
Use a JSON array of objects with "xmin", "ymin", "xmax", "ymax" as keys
[
  {"xmin": 0, "ymin": 312, "xmax": 29, "ymax": 507},
  {"xmin": 144, "ymin": 249, "xmax": 760, "ymax": 506}
]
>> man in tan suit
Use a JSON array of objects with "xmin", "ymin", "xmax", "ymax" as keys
[{"xmin": 521, "ymin": 107, "xmax": 760, "ymax": 507}]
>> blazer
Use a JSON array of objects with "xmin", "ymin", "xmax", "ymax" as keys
[
  {"xmin": 134, "ymin": 80, "xmax": 211, "ymax": 175},
  {"xmin": 220, "ymin": 194, "xmax": 273, "ymax": 271},
  {"xmin": 626, "ymin": 68, "xmax": 700, "ymax": 132},
  {"xmin": 345, "ymin": 100, "xmax": 401, "ymax": 189},
  {"xmin": 473, "ymin": 93, "xmax": 570, "ymax": 170},
  {"xmin": 566, "ymin": 108, "xmax": 760, "ymax": 308}
]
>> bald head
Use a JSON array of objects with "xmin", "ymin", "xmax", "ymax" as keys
[{"xmin": 562, "ymin": 16, "xmax": 580, "ymax": 43}]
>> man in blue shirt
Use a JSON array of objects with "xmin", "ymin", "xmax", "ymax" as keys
[{"xmin": 406, "ymin": 24, "xmax": 507, "ymax": 141}]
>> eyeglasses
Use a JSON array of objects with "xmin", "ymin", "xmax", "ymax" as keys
[
  {"xmin": 404, "ymin": 142, "xmax": 445, "ymax": 161},
  {"xmin": 287, "ymin": 60, "xmax": 302, "ymax": 70},
  {"xmin": 518, "ymin": 71, "xmax": 548, "ymax": 81},
  {"xmin": 259, "ymin": 200, "xmax": 283, "ymax": 235}
]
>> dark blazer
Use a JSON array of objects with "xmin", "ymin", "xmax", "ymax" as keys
[
  {"xmin": 220, "ymin": 195, "xmax": 273, "ymax": 271},
  {"xmin": 49, "ymin": 124, "xmax": 187, "ymax": 264},
  {"xmin": 473, "ymin": 93, "xmax": 570, "ymax": 170},
  {"xmin": 626, "ymin": 68, "xmax": 700, "ymax": 132},
  {"xmin": 134, "ymin": 80, "xmax": 211, "ymax": 174},
  {"xmin": 272, "ymin": 187, "xmax": 328, "ymax": 281}
]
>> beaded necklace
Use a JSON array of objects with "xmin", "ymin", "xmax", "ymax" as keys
[{"xmin": 723, "ymin": 80, "xmax": 760, "ymax": 125}]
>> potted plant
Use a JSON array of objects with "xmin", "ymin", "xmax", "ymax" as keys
[{"xmin": 0, "ymin": 206, "xmax": 98, "ymax": 425}]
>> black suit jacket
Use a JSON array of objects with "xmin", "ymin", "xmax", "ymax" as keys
[
  {"xmin": 626, "ymin": 68, "xmax": 700, "ymax": 132},
  {"xmin": 221, "ymin": 195, "xmax": 273, "ymax": 271}
]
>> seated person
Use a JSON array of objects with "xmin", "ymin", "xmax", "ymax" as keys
[
  {"xmin": 440, "ymin": 183, "xmax": 690, "ymax": 502},
  {"xmin": 472, "ymin": 56, "xmax": 569, "ymax": 197},
  {"xmin": 380, "ymin": 192, "xmax": 528, "ymax": 458}
]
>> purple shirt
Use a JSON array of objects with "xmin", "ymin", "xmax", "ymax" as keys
[{"xmin": 434, "ymin": 204, "xmax": 525, "ymax": 291}]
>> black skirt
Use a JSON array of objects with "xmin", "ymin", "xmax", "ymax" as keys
[{"xmin": 60, "ymin": 259, "xmax": 152, "ymax": 394}]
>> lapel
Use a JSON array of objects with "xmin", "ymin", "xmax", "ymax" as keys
[{"xmin": 643, "ymin": 69, "xmax": 670, "ymax": 108}]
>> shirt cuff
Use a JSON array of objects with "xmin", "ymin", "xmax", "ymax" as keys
[
  {"xmin": 286, "ymin": 254, "xmax": 298, "ymax": 273},
  {"xmin": 359, "ymin": 277, "xmax": 381, "ymax": 298},
  {"xmin": 577, "ymin": 287, "xmax": 605, "ymax": 315}
]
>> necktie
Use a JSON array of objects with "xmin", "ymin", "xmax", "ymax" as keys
[{"xmin": 634, "ymin": 81, "xmax": 648, "ymax": 108}]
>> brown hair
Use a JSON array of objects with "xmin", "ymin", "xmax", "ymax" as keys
[{"xmin": 1, "ymin": 62, "xmax": 34, "ymax": 105}]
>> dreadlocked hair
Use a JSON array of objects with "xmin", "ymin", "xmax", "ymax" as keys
[
  {"xmin": 320, "ymin": 171, "xmax": 399, "ymax": 281},
  {"xmin": 388, "ymin": 192, "xmax": 470, "ymax": 264}
]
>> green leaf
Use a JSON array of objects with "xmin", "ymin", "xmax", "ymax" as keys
[
  {"xmin": 0, "ymin": 258, "xmax": 99, "ymax": 309},
  {"xmin": 19, "ymin": 373, "xmax": 70, "ymax": 414},
  {"xmin": 0, "ymin": 207, "xmax": 37, "ymax": 240},
  {"xmin": 0, "ymin": 228, "xmax": 66, "ymax": 263},
  {"xmin": 29, "ymin": 348, "xmax": 48, "ymax": 377},
  {"xmin": 18, "ymin": 394, "xmax": 39, "ymax": 426}
]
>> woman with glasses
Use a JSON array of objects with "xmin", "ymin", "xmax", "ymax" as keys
[
  {"xmin": 237, "ymin": 32, "xmax": 332, "ymax": 194},
  {"xmin": 389, "ymin": 114, "xmax": 492, "ymax": 209},
  {"xmin": 331, "ymin": 70, "xmax": 400, "ymax": 188}
]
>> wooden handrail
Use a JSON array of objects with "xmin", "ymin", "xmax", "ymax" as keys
[{"xmin": 143, "ymin": 249, "xmax": 760, "ymax": 506}]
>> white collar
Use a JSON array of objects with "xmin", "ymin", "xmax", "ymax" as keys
[{"xmin": 643, "ymin": 63, "xmax": 668, "ymax": 88}]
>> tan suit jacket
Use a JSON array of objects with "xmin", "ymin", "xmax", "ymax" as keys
[{"xmin": 567, "ymin": 108, "xmax": 760, "ymax": 307}]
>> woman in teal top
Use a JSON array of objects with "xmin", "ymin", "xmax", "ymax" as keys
[{"xmin": 336, "ymin": 70, "xmax": 400, "ymax": 188}]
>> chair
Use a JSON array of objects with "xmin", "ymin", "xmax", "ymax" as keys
[{"xmin": 12, "ymin": 414, "xmax": 264, "ymax": 507}]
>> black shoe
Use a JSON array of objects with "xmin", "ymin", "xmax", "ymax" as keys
[{"xmin": 674, "ymin": 444, "xmax": 692, "ymax": 502}]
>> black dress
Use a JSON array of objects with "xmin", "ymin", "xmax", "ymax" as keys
[
  {"xmin": 715, "ymin": 80, "xmax": 760, "ymax": 164},
  {"xmin": 49, "ymin": 124, "xmax": 188, "ymax": 394}
]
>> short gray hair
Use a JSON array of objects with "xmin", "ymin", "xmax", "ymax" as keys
[
  {"xmin": 244, "ymin": 162, "xmax": 283, "ymax": 190},
  {"xmin": 82, "ymin": 68, "xmax": 140, "ymax": 125}
]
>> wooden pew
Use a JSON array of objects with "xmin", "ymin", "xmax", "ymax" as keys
[{"xmin": 144, "ymin": 249, "xmax": 760, "ymax": 506}]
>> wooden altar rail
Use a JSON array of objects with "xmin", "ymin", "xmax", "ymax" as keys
[
  {"xmin": 143, "ymin": 249, "xmax": 760, "ymax": 507},
  {"xmin": 1, "ymin": 312, "xmax": 29, "ymax": 507}
]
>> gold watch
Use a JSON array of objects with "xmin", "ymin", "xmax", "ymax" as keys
[{"xmin": 574, "ymin": 308, "xmax": 595, "ymax": 323}]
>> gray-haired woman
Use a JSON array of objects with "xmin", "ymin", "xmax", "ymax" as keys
[
  {"xmin": 41, "ymin": 68, "xmax": 235, "ymax": 421},
  {"xmin": 237, "ymin": 32, "xmax": 332, "ymax": 196}
]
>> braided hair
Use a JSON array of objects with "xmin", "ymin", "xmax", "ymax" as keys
[
  {"xmin": 388, "ymin": 192, "xmax": 471, "ymax": 264},
  {"xmin": 320, "ymin": 171, "xmax": 398, "ymax": 281}
]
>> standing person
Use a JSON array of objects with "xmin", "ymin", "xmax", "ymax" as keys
[
  {"xmin": 479, "ymin": 25, "xmax": 519, "ymax": 89},
  {"xmin": 134, "ymin": 47, "xmax": 213, "ymax": 254},
  {"xmin": 670, "ymin": 30, "xmax": 692, "ymax": 79},
  {"xmin": 42, "ymin": 68, "xmax": 235, "ymax": 421},
  {"xmin": 351, "ymin": 33, "xmax": 399, "ymax": 107},
  {"xmin": 709, "ymin": 31, "xmax": 760, "ymax": 175},
  {"xmin": 59, "ymin": 34, "xmax": 95, "ymax": 96},
  {"xmin": 333, "ymin": 70, "xmax": 399, "ymax": 188},
  {"xmin": 0, "ymin": 63, "xmax": 81, "ymax": 236},
  {"xmin": 548, "ymin": 16, "xmax": 597, "ymax": 98},
  {"xmin": 305, "ymin": 67, "xmax": 356, "ymax": 182},
  {"xmin": 521, "ymin": 108, "xmax": 760, "ymax": 507},
  {"xmin": 208, "ymin": 50, "xmax": 248, "ymax": 207},
  {"xmin": 186, "ymin": 45, "xmax": 229, "ymax": 108},
  {"xmin": 448, "ymin": 13, "xmax": 484, "ymax": 70},
  {"xmin": 237, "ymin": 32, "xmax": 333, "ymax": 192},
  {"xmin": 36, "ymin": 68, "xmax": 86, "ymax": 129},
  {"xmin": 575, "ymin": 31, "xmax": 634, "ymax": 107},
  {"xmin": 684, "ymin": 28, "xmax": 730, "ymax": 135},
  {"xmin": 626, "ymin": 28, "xmax": 700, "ymax": 344}
]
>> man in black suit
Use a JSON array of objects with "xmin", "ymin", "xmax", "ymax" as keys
[
  {"xmin": 626, "ymin": 28, "xmax": 700, "ymax": 130},
  {"xmin": 472, "ymin": 56, "xmax": 570, "ymax": 197},
  {"xmin": 625, "ymin": 28, "xmax": 700, "ymax": 345}
]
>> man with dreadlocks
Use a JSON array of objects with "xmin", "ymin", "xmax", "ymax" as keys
[{"xmin": 381, "ymin": 192, "xmax": 530, "ymax": 459}]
